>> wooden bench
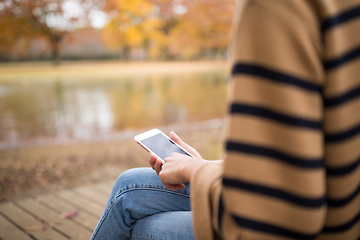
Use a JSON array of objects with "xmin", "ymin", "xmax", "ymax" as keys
[{"xmin": 0, "ymin": 180, "xmax": 115, "ymax": 240}]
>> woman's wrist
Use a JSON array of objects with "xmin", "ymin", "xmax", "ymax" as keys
[
  {"xmin": 204, "ymin": 159, "xmax": 223, "ymax": 164},
  {"xmin": 186, "ymin": 159, "xmax": 223, "ymax": 182},
  {"xmin": 183, "ymin": 159, "xmax": 207, "ymax": 182}
]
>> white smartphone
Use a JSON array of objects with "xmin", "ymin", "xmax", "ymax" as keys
[{"xmin": 134, "ymin": 129, "xmax": 194, "ymax": 163}]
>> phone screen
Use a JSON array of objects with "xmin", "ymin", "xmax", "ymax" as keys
[{"xmin": 140, "ymin": 133, "xmax": 191, "ymax": 160}]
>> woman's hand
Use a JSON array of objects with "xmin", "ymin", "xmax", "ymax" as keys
[
  {"xmin": 148, "ymin": 154, "xmax": 162, "ymax": 175},
  {"xmin": 159, "ymin": 152, "xmax": 205, "ymax": 191},
  {"xmin": 168, "ymin": 131, "xmax": 203, "ymax": 160},
  {"xmin": 148, "ymin": 131, "xmax": 205, "ymax": 190},
  {"xmin": 148, "ymin": 131, "xmax": 204, "ymax": 173}
]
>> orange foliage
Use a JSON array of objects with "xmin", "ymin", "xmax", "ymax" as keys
[
  {"xmin": 101, "ymin": 0, "xmax": 166, "ymax": 59},
  {"xmin": 0, "ymin": 0, "xmax": 234, "ymax": 61},
  {"xmin": 101, "ymin": 0, "xmax": 234, "ymax": 60},
  {"xmin": 0, "ymin": 0, "xmax": 103, "ymax": 63}
]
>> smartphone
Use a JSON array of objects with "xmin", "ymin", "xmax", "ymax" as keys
[{"xmin": 134, "ymin": 129, "xmax": 194, "ymax": 163}]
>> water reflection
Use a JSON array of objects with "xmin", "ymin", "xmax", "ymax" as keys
[
  {"xmin": 54, "ymin": 88, "xmax": 114, "ymax": 139},
  {"xmin": 0, "ymin": 72, "xmax": 227, "ymax": 148}
]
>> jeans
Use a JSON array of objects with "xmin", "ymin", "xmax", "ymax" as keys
[{"xmin": 90, "ymin": 167, "xmax": 195, "ymax": 240}]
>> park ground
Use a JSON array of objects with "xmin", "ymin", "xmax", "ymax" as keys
[{"xmin": 0, "ymin": 120, "xmax": 225, "ymax": 202}]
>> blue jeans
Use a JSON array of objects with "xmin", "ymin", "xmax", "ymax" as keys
[{"xmin": 90, "ymin": 167, "xmax": 195, "ymax": 240}]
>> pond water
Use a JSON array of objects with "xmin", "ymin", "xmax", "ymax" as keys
[{"xmin": 0, "ymin": 71, "xmax": 228, "ymax": 148}]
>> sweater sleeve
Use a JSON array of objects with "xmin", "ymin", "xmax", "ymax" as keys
[
  {"xmin": 191, "ymin": 162, "xmax": 223, "ymax": 240},
  {"xmin": 192, "ymin": 0, "xmax": 327, "ymax": 239}
]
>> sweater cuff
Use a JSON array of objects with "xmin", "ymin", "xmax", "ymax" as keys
[{"xmin": 191, "ymin": 162, "xmax": 223, "ymax": 240}]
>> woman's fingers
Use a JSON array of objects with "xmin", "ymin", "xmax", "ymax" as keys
[
  {"xmin": 164, "ymin": 183, "xmax": 185, "ymax": 191},
  {"xmin": 169, "ymin": 131, "xmax": 188, "ymax": 148},
  {"xmin": 148, "ymin": 154, "xmax": 163, "ymax": 175},
  {"xmin": 148, "ymin": 154, "xmax": 157, "ymax": 170},
  {"xmin": 154, "ymin": 158, "xmax": 163, "ymax": 175},
  {"xmin": 169, "ymin": 131, "xmax": 203, "ymax": 159}
]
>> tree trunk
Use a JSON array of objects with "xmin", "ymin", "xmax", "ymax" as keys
[
  {"xmin": 122, "ymin": 46, "xmax": 130, "ymax": 61},
  {"xmin": 50, "ymin": 34, "xmax": 63, "ymax": 66}
]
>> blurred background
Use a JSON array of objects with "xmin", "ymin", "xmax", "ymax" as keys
[{"xmin": 0, "ymin": 0, "xmax": 234, "ymax": 201}]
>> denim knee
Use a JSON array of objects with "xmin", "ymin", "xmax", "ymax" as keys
[
  {"xmin": 114, "ymin": 168, "xmax": 142, "ymax": 190},
  {"xmin": 112, "ymin": 168, "xmax": 157, "ymax": 195}
]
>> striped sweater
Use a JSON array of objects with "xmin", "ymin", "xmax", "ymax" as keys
[{"xmin": 191, "ymin": 0, "xmax": 360, "ymax": 239}]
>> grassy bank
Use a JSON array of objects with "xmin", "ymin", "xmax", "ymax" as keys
[{"xmin": 0, "ymin": 122, "xmax": 225, "ymax": 202}]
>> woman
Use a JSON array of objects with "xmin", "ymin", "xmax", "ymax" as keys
[
  {"xmin": 90, "ymin": 131, "xmax": 208, "ymax": 240},
  {"xmin": 92, "ymin": 0, "xmax": 360, "ymax": 239}
]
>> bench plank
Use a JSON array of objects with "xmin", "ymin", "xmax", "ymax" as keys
[
  {"xmin": 15, "ymin": 198, "xmax": 92, "ymax": 240},
  {"xmin": 0, "ymin": 201, "xmax": 67, "ymax": 240},
  {"xmin": 35, "ymin": 193, "xmax": 99, "ymax": 231},
  {"xmin": 55, "ymin": 190, "xmax": 104, "ymax": 218},
  {"xmin": 92, "ymin": 181, "xmax": 115, "ymax": 195},
  {"xmin": 0, "ymin": 214, "xmax": 33, "ymax": 240},
  {"xmin": 74, "ymin": 186, "xmax": 109, "ymax": 205}
]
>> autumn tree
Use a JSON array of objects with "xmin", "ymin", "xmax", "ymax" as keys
[
  {"xmin": 101, "ymin": 0, "xmax": 165, "ymax": 60},
  {"xmin": 147, "ymin": 0, "xmax": 182, "ymax": 59},
  {"xmin": 168, "ymin": 0, "xmax": 234, "ymax": 59},
  {"xmin": 101, "ymin": 0, "xmax": 234, "ymax": 60},
  {"xmin": 101, "ymin": 0, "xmax": 191, "ymax": 60},
  {"xmin": 0, "ymin": 0, "xmax": 103, "ymax": 64}
]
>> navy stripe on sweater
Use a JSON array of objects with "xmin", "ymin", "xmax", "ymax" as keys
[
  {"xmin": 218, "ymin": 195, "xmax": 224, "ymax": 232},
  {"xmin": 324, "ymin": 85, "xmax": 360, "ymax": 107},
  {"xmin": 230, "ymin": 104, "xmax": 321, "ymax": 130},
  {"xmin": 226, "ymin": 141, "xmax": 323, "ymax": 169},
  {"xmin": 231, "ymin": 214, "xmax": 318, "ymax": 239},
  {"xmin": 232, "ymin": 63, "xmax": 322, "ymax": 93},
  {"xmin": 324, "ymin": 45, "xmax": 360, "ymax": 70},
  {"xmin": 327, "ymin": 155, "xmax": 360, "ymax": 176},
  {"xmin": 323, "ymin": 211, "xmax": 360, "ymax": 233},
  {"xmin": 322, "ymin": 5, "xmax": 360, "ymax": 32},
  {"xmin": 223, "ymin": 178, "xmax": 326, "ymax": 208},
  {"xmin": 325, "ymin": 123, "xmax": 360, "ymax": 143},
  {"xmin": 327, "ymin": 184, "xmax": 360, "ymax": 207}
]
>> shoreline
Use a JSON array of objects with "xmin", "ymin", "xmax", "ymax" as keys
[
  {"xmin": 0, "ymin": 60, "xmax": 229, "ymax": 81},
  {"xmin": 0, "ymin": 118, "xmax": 224, "ymax": 151}
]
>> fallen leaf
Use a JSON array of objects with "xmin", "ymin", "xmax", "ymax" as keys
[{"xmin": 59, "ymin": 209, "xmax": 79, "ymax": 219}]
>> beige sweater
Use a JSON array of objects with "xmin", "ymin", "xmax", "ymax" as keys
[{"xmin": 191, "ymin": 0, "xmax": 360, "ymax": 239}]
